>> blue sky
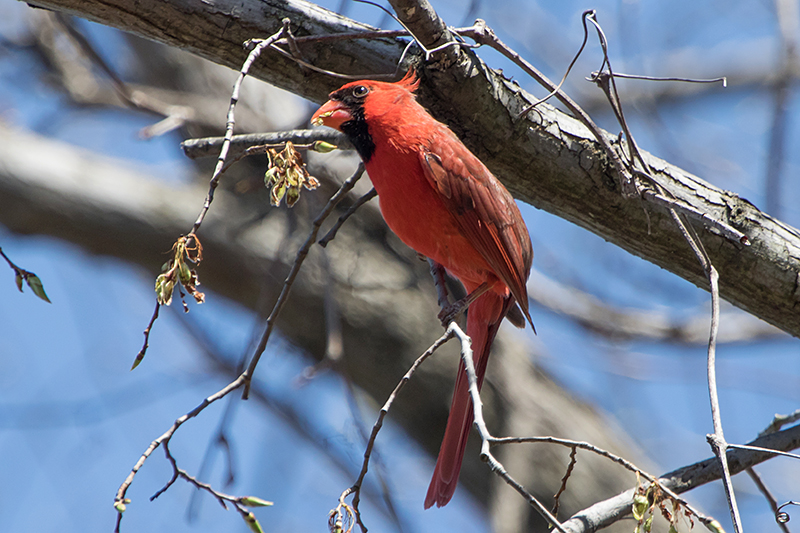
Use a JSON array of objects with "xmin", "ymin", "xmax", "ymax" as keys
[{"xmin": 0, "ymin": 1, "xmax": 798, "ymax": 532}]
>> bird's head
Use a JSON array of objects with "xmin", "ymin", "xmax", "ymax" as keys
[{"xmin": 311, "ymin": 70, "xmax": 420, "ymax": 131}]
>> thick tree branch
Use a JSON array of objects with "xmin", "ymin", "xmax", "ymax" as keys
[
  {"xmin": 20, "ymin": 0, "xmax": 800, "ymax": 341},
  {"xmin": 527, "ymin": 271, "xmax": 784, "ymax": 344},
  {"xmin": 561, "ymin": 423, "xmax": 800, "ymax": 533}
]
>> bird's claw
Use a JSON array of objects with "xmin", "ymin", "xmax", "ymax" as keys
[{"xmin": 437, "ymin": 303, "xmax": 463, "ymax": 327}]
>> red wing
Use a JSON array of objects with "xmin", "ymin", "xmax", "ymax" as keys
[{"xmin": 420, "ymin": 132, "xmax": 533, "ymax": 323}]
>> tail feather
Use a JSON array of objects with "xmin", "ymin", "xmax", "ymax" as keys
[{"xmin": 424, "ymin": 291, "xmax": 512, "ymax": 508}]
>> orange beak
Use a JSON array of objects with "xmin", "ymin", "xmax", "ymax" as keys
[{"xmin": 311, "ymin": 99, "xmax": 353, "ymax": 131}]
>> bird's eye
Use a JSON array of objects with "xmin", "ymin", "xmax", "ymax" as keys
[{"xmin": 352, "ymin": 85, "xmax": 369, "ymax": 98}]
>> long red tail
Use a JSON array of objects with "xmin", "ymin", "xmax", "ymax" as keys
[{"xmin": 424, "ymin": 291, "xmax": 512, "ymax": 508}]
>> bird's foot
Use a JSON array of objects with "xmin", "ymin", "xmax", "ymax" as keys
[
  {"xmin": 437, "ymin": 282, "xmax": 491, "ymax": 327},
  {"xmin": 437, "ymin": 301, "xmax": 465, "ymax": 327}
]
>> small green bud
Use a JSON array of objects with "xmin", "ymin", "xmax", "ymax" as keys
[
  {"xmin": 242, "ymin": 511, "xmax": 264, "ymax": 533},
  {"xmin": 286, "ymin": 167, "xmax": 299, "ymax": 186},
  {"xmin": 286, "ymin": 187, "xmax": 300, "ymax": 207},
  {"xmin": 178, "ymin": 261, "xmax": 192, "ymax": 284},
  {"xmin": 155, "ymin": 274, "xmax": 174, "ymax": 306},
  {"xmin": 264, "ymin": 167, "xmax": 278, "ymax": 187},
  {"xmin": 239, "ymin": 496, "xmax": 273, "ymax": 507},
  {"xmin": 270, "ymin": 181, "xmax": 287, "ymax": 206},
  {"xmin": 312, "ymin": 140, "xmax": 338, "ymax": 153},
  {"xmin": 632, "ymin": 493, "xmax": 648, "ymax": 521}
]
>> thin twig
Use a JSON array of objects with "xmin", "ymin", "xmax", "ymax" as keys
[
  {"xmin": 584, "ymin": 13, "xmax": 651, "ymax": 177},
  {"xmin": 318, "ymin": 188, "xmax": 377, "ymax": 247},
  {"xmin": 130, "ymin": 301, "xmax": 160, "ymax": 370},
  {"xmin": 606, "ymin": 72, "xmax": 727, "ymax": 86},
  {"xmin": 270, "ymin": 42, "xmax": 404, "ymax": 80},
  {"xmin": 181, "ymin": 130, "xmax": 352, "ymax": 160},
  {"xmin": 641, "ymin": 189, "xmax": 749, "ymax": 245},
  {"xmin": 288, "ymin": 29, "xmax": 410, "ymax": 44},
  {"xmin": 745, "ymin": 467, "xmax": 791, "ymax": 533},
  {"xmin": 189, "ymin": 26, "xmax": 287, "ymax": 236},
  {"xmin": 552, "ymin": 446, "xmax": 578, "ymax": 517},
  {"xmin": 727, "ymin": 444, "xmax": 800, "ymax": 461},
  {"xmin": 760, "ymin": 409, "xmax": 800, "ymax": 436},
  {"xmin": 449, "ymin": 322, "xmax": 566, "ymax": 532},
  {"xmin": 0, "ymin": 247, "xmax": 20, "ymax": 272},
  {"xmin": 332, "ymin": 324, "xmax": 458, "ymax": 533},
  {"xmin": 517, "ymin": 12, "xmax": 592, "ymax": 117},
  {"xmin": 242, "ymin": 163, "xmax": 366, "ymax": 399},
  {"xmin": 493, "ymin": 436, "xmax": 654, "ymax": 476},
  {"xmin": 272, "ymin": 6, "xmax": 422, "ymax": 81},
  {"xmin": 704, "ymin": 263, "xmax": 743, "ymax": 533},
  {"xmin": 113, "ymin": 375, "xmax": 246, "ymax": 532}
]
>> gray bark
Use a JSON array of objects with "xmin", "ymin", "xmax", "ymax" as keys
[
  {"xmin": 20, "ymin": 0, "xmax": 800, "ymax": 340},
  {"xmin": 7, "ymin": 1, "xmax": 800, "ymax": 531}
]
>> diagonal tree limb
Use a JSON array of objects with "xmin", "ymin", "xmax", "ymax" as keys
[
  {"xmin": 19, "ymin": 0, "xmax": 800, "ymax": 342},
  {"xmin": 560, "ymin": 423, "xmax": 800, "ymax": 533}
]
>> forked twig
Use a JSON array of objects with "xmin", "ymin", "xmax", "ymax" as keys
[
  {"xmin": 242, "ymin": 163, "xmax": 366, "ymax": 399},
  {"xmin": 318, "ymin": 188, "xmax": 378, "ymax": 247},
  {"xmin": 576, "ymin": 11, "xmax": 742, "ymax": 532},
  {"xmin": 450, "ymin": 323, "xmax": 566, "ymax": 532},
  {"xmin": 133, "ymin": 23, "xmax": 289, "ymax": 364},
  {"xmin": 114, "ymin": 375, "xmax": 247, "ymax": 532},
  {"xmin": 189, "ymin": 23, "xmax": 289, "ymax": 236},
  {"xmin": 332, "ymin": 324, "xmax": 458, "ymax": 532}
]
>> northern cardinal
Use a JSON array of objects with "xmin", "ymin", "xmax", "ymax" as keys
[{"xmin": 312, "ymin": 71, "xmax": 533, "ymax": 508}]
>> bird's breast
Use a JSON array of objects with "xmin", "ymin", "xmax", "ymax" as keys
[{"xmin": 365, "ymin": 143, "xmax": 495, "ymax": 291}]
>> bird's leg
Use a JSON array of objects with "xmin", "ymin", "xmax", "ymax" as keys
[
  {"xmin": 437, "ymin": 282, "xmax": 491, "ymax": 326},
  {"xmin": 428, "ymin": 259, "xmax": 452, "ymax": 310}
]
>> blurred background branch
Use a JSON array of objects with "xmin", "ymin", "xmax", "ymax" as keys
[{"xmin": 1, "ymin": 1, "xmax": 798, "ymax": 533}]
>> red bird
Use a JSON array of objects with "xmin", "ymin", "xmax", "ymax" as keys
[{"xmin": 312, "ymin": 71, "xmax": 533, "ymax": 508}]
